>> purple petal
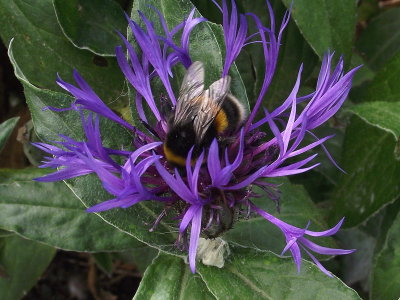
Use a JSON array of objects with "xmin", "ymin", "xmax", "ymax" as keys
[
  {"xmin": 179, "ymin": 204, "xmax": 198, "ymax": 233},
  {"xmin": 302, "ymin": 247, "xmax": 333, "ymax": 277},
  {"xmin": 281, "ymin": 237, "xmax": 298, "ymax": 256},
  {"xmin": 123, "ymin": 142, "xmax": 162, "ymax": 172},
  {"xmin": 305, "ymin": 218, "xmax": 345, "ymax": 237},
  {"xmin": 56, "ymin": 71, "xmax": 135, "ymax": 131},
  {"xmin": 191, "ymin": 151, "xmax": 204, "ymax": 195},
  {"xmin": 288, "ymin": 135, "xmax": 333, "ymax": 158},
  {"xmin": 289, "ymin": 242, "xmax": 302, "ymax": 274},
  {"xmin": 34, "ymin": 167, "xmax": 93, "ymax": 182},
  {"xmin": 300, "ymin": 237, "xmax": 355, "ymax": 256},
  {"xmin": 188, "ymin": 205, "xmax": 202, "ymax": 273},
  {"xmin": 207, "ymin": 139, "xmax": 222, "ymax": 181},
  {"xmin": 86, "ymin": 197, "xmax": 122, "ymax": 212},
  {"xmin": 281, "ymin": 66, "xmax": 302, "ymax": 153},
  {"xmin": 155, "ymin": 160, "xmax": 196, "ymax": 203},
  {"xmin": 265, "ymin": 163, "xmax": 320, "ymax": 177},
  {"xmin": 225, "ymin": 166, "xmax": 266, "ymax": 190}
]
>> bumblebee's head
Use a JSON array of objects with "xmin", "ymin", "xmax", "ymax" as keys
[{"xmin": 163, "ymin": 123, "xmax": 197, "ymax": 166}]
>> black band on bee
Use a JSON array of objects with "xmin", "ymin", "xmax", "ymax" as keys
[{"xmin": 164, "ymin": 122, "xmax": 218, "ymax": 167}]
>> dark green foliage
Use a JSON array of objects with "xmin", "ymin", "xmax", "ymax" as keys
[{"xmin": 0, "ymin": 0, "xmax": 398, "ymax": 298}]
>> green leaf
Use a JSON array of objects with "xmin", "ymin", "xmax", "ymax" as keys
[
  {"xmin": 9, "ymin": 39, "xmax": 132, "ymax": 147},
  {"xmin": 67, "ymin": 175, "xmax": 179, "ymax": 254},
  {"xmin": 224, "ymin": 178, "xmax": 337, "ymax": 256},
  {"xmin": 53, "ymin": 0, "xmax": 127, "ymax": 56},
  {"xmin": 191, "ymin": 0, "xmax": 221, "ymax": 24},
  {"xmin": 92, "ymin": 253, "xmax": 113, "ymax": 275},
  {"xmin": 349, "ymin": 56, "xmax": 400, "ymax": 158},
  {"xmin": 17, "ymin": 120, "xmax": 48, "ymax": 167},
  {"xmin": 373, "ymin": 199, "xmax": 400, "ymax": 254},
  {"xmin": 336, "ymin": 200, "xmax": 400, "ymax": 290},
  {"xmin": 350, "ymin": 101, "xmax": 400, "ymax": 141},
  {"xmin": 357, "ymin": 0, "xmax": 379, "ymax": 23},
  {"xmin": 280, "ymin": 0, "xmax": 357, "ymax": 62},
  {"xmin": 349, "ymin": 53, "xmax": 375, "ymax": 88},
  {"xmin": 0, "ymin": 0, "xmax": 128, "ymax": 110},
  {"xmin": 0, "ymin": 117, "xmax": 19, "ymax": 152},
  {"xmin": 298, "ymin": 123, "xmax": 346, "ymax": 187},
  {"xmin": 330, "ymin": 116, "xmax": 400, "ymax": 228},
  {"xmin": 337, "ymin": 228, "xmax": 376, "ymax": 288},
  {"xmin": 359, "ymin": 52, "xmax": 400, "ymax": 103},
  {"xmin": 356, "ymin": 7, "xmax": 400, "ymax": 71},
  {"xmin": 197, "ymin": 246, "xmax": 361, "ymax": 300},
  {"xmin": 113, "ymin": 247, "xmax": 159, "ymax": 274},
  {"xmin": 0, "ymin": 168, "xmax": 143, "ymax": 252},
  {"xmin": 133, "ymin": 253, "xmax": 215, "ymax": 300},
  {"xmin": 9, "ymin": 40, "xmax": 179, "ymax": 255},
  {"xmin": 0, "ymin": 230, "xmax": 13, "ymax": 238},
  {"xmin": 371, "ymin": 209, "xmax": 400, "ymax": 300},
  {"xmin": 0, "ymin": 235, "xmax": 55, "ymax": 300},
  {"xmin": 234, "ymin": 49, "xmax": 256, "ymax": 104}
]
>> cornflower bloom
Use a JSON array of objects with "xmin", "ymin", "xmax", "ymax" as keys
[{"xmin": 36, "ymin": 0, "xmax": 359, "ymax": 276}]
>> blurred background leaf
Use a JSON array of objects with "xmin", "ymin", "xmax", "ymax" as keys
[
  {"xmin": 0, "ymin": 0, "xmax": 129, "ymax": 113},
  {"xmin": 350, "ymin": 101, "xmax": 400, "ymax": 158},
  {"xmin": 358, "ymin": 52, "xmax": 400, "ymax": 103},
  {"xmin": 356, "ymin": 7, "xmax": 400, "ymax": 71},
  {"xmin": 0, "ymin": 117, "xmax": 19, "ymax": 152},
  {"xmin": 0, "ymin": 235, "xmax": 56, "ymax": 300},
  {"xmin": 113, "ymin": 246, "xmax": 158, "ymax": 275},
  {"xmin": 336, "ymin": 199, "xmax": 400, "ymax": 297},
  {"xmin": 53, "ymin": 0, "xmax": 127, "ymax": 56},
  {"xmin": 280, "ymin": 0, "xmax": 357, "ymax": 64},
  {"xmin": 370, "ymin": 205, "xmax": 400, "ymax": 300},
  {"xmin": 329, "ymin": 40, "xmax": 400, "ymax": 228},
  {"xmin": 329, "ymin": 116, "xmax": 400, "ymax": 228}
]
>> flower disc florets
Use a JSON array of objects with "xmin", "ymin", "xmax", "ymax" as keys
[{"xmin": 35, "ymin": 0, "xmax": 360, "ymax": 276}]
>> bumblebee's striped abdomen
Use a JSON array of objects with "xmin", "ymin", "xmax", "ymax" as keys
[
  {"xmin": 214, "ymin": 109, "xmax": 229, "ymax": 133},
  {"xmin": 213, "ymin": 94, "xmax": 246, "ymax": 134}
]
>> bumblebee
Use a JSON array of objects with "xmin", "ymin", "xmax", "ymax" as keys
[{"xmin": 163, "ymin": 61, "xmax": 247, "ymax": 166}]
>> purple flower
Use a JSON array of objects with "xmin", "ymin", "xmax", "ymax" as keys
[
  {"xmin": 252, "ymin": 205, "xmax": 354, "ymax": 277},
  {"xmin": 35, "ymin": 0, "xmax": 359, "ymax": 275}
]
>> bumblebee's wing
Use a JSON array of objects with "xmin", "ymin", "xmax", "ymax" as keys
[
  {"xmin": 194, "ymin": 76, "xmax": 231, "ymax": 143},
  {"xmin": 173, "ymin": 61, "xmax": 205, "ymax": 126}
]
